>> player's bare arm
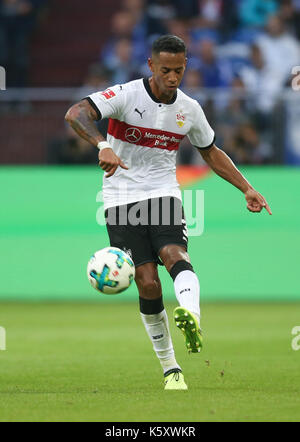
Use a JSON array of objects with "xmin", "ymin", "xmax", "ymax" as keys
[
  {"xmin": 65, "ymin": 100, "xmax": 128, "ymax": 177},
  {"xmin": 199, "ymin": 145, "xmax": 272, "ymax": 215}
]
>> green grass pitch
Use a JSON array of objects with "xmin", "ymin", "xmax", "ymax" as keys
[{"xmin": 0, "ymin": 301, "xmax": 299, "ymax": 422}]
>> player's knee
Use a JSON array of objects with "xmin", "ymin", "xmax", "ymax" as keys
[
  {"xmin": 160, "ymin": 245, "xmax": 190, "ymax": 273},
  {"xmin": 135, "ymin": 276, "xmax": 161, "ymax": 298},
  {"xmin": 139, "ymin": 279, "xmax": 160, "ymax": 294}
]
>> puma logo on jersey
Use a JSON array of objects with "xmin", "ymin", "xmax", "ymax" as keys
[{"xmin": 134, "ymin": 108, "xmax": 146, "ymax": 119}]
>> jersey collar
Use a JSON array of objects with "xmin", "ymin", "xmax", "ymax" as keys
[{"xmin": 143, "ymin": 78, "xmax": 177, "ymax": 105}]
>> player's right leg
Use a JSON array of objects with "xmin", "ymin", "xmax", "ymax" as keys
[
  {"xmin": 135, "ymin": 263, "xmax": 187, "ymax": 390},
  {"xmin": 160, "ymin": 246, "xmax": 203, "ymax": 354},
  {"xmin": 149, "ymin": 197, "xmax": 202, "ymax": 354}
]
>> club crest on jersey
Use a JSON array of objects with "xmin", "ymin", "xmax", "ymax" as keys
[
  {"xmin": 176, "ymin": 111, "xmax": 185, "ymax": 128},
  {"xmin": 101, "ymin": 89, "xmax": 116, "ymax": 100}
]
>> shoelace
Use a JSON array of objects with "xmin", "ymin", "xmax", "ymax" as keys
[
  {"xmin": 164, "ymin": 370, "xmax": 181, "ymax": 384},
  {"xmin": 173, "ymin": 372, "xmax": 180, "ymax": 382}
]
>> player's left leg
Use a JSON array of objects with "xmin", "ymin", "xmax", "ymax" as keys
[
  {"xmin": 159, "ymin": 245, "xmax": 203, "ymax": 353},
  {"xmin": 135, "ymin": 262, "xmax": 187, "ymax": 389}
]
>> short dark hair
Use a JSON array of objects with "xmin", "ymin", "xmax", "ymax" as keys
[{"xmin": 152, "ymin": 35, "xmax": 187, "ymax": 56}]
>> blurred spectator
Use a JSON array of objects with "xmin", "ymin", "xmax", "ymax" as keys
[
  {"xmin": 193, "ymin": 0, "xmax": 223, "ymax": 29},
  {"xmin": 279, "ymin": 0, "xmax": 300, "ymax": 40},
  {"xmin": 103, "ymin": 38, "xmax": 140, "ymax": 84},
  {"xmin": 226, "ymin": 121, "xmax": 263, "ymax": 164},
  {"xmin": 107, "ymin": 9, "xmax": 135, "ymax": 40},
  {"xmin": 193, "ymin": 39, "xmax": 233, "ymax": 87},
  {"xmin": 254, "ymin": 14, "xmax": 300, "ymax": 85},
  {"xmin": 183, "ymin": 68, "xmax": 204, "ymax": 89},
  {"xmin": 48, "ymin": 63, "xmax": 111, "ymax": 164},
  {"xmin": 121, "ymin": 0, "xmax": 148, "ymax": 63},
  {"xmin": 145, "ymin": 0, "xmax": 175, "ymax": 39},
  {"xmin": 215, "ymin": 76, "xmax": 271, "ymax": 164},
  {"xmin": 47, "ymin": 125, "xmax": 98, "ymax": 165},
  {"xmin": 238, "ymin": 0, "xmax": 278, "ymax": 28},
  {"xmin": 101, "ymin": 10, "xmax": 146, "ymax": 69},
  {"xmin": 182, "ymin": 68, "xmax": 207, "ymax": 104},
  {"xmin": 218, "ymin": 76, "xmax": 249, "ymax": 123},
  {"xmin": 166, "ymin": 18, "xmax": 193, "ymax": 49},
  {"xmin": 122, "ymin": 0, "xmax": 145, "ymax": 23},
  {"xmin": 237, "ymin": 43, "xmax": 282, "ymax": 163},
  {"xmin": 224, "ymin": 0, "xmax": 278, "ymax": 44},
  {"xmin": 216, "ymin": 77, "xmax": 251, "ymax": 160},
  {"xmin": 101, "ymin": 10, "xmax": 135, "ymax": 60},
  {"xmin": 73, "ymin": 63, "xmax": 111, "ymax": 102},
  {"xmin": 239, "ymin": 43, "xmax": 282, "ymax": 113},
  {"xmin": 219, "ymin": 0, "xmax": 240, "ymax": 41},
  {"xmin": 0, "ymin": 0, "xmax": 38, "ymax": 87}
]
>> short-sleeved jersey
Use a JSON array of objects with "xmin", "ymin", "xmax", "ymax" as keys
[{"xmin": 87, "ymin": 78, "xmax": 215, "ymax": 210}]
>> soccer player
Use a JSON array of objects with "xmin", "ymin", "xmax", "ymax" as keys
[{"xmin": 65, "ymin": 35, "xmax": 272, "ymax": 390}]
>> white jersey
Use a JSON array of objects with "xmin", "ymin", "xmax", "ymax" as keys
[{"xmin": 87, "ymin": 78, "xmax": 215, "ymax": 210}]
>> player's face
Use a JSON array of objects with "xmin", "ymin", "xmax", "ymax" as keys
[{"xmin": 148, "ymin": 52, "xmax": 187, "ymax": 98}]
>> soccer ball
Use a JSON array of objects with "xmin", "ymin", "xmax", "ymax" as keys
[{"xmin": 87, "ymin": 247, "xmax": 135, "ymax": 295}]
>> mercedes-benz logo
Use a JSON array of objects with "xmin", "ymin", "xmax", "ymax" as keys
[{"xmin": 125, "ymin": 127, "xmax": 142, "ymax": 143}]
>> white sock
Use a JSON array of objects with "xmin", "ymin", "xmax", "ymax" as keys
[
  {"xmin": 140, "ymin": 309, "xmax": 181, "ymax": 374},
  {"xmin": 174, "ymin": 270, "xmax": 200, "ymax": 325}
]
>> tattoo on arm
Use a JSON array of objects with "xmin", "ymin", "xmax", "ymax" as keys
[{"xmin": 65, "ymin": 99, "xmax": 105, "ymax": 146}]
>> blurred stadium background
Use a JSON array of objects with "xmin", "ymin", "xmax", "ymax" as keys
[
  {"xmin": 0, "ymin": 0, "xmax": 299, "ymax": 302},
  {"xmin": 0, "ymin": 0, "xmax": 300, "ymax": 422}
]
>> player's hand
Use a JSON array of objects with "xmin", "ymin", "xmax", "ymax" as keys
[
  {"xmin": 244, "ymin": 189, "xmax": 272, "ymax": 215},
  {"xmin": 98, "ymin": 148, "xmax": 129, "ymax": 178}
]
